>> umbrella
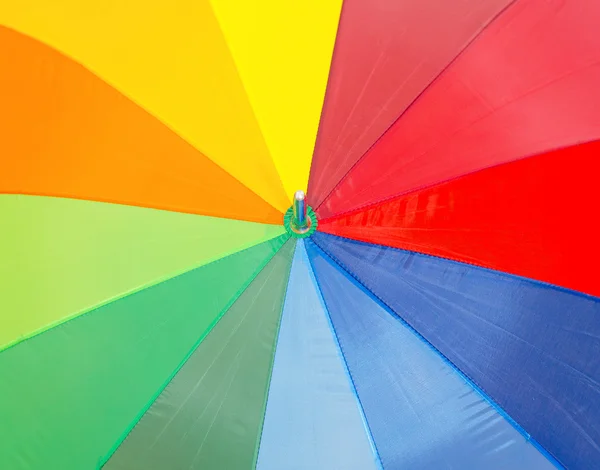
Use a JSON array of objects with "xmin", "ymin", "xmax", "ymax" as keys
[{"xmin": 0, "ymin": 0, "xmax": 599, "ymax": 469}]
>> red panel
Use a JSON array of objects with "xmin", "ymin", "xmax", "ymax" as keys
[
  {"xmin": 318, "ymin": 0, "xmax": 600, "ymax": 220},
  {"xmin": 319, "ymin": 141, "xmax": 600, "ymax": 297},
  {"xmin": 306, "ymin": 0, "xmax": 513, "ymax": 209}
]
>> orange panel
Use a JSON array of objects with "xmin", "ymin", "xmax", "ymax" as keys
[{"xmin": 0, "ymin": 27, "xmax": 282, "ymax": 224}]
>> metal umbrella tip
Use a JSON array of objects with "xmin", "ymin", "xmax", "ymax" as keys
[{"xmin": 292, "ymin": 190, "xmax": 309, "ymax": 233}]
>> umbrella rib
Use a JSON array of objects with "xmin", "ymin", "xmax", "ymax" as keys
[
  {"xmin": 97, "ymin": 235, "xmax": 290, "ymax": 468},
  {"xmin": 305, "ymin": 241, "xmax": 385, "ymax": 470},
  {"xmin": 313, "ymin": 0, "xmax": 519, "ymax": 214}
]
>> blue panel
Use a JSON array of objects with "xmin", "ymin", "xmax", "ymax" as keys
[
  {"xmin": 311, "ymin": 232, "xmax": 600, "ymax": 470},
  {"xmin": 307, "ymin": 237, "xmax": 559, "ymax": 469},
  {"xmin": 257, "ymin": 241, "xmax": 379, "ymax": 470}
]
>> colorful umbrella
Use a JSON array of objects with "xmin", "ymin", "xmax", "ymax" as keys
[{"xmin": 1, "ymin": 0, "xmax": 599, "ymax": 469}]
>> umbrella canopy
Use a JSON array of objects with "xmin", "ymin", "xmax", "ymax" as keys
[{"xmin": 1, "ymin": 1, "xmax": 599, "ymax": 469}]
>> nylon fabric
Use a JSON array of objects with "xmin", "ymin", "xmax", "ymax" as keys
[
  {"xmin": 306, "ymin": 239, "xmax": 556, "ymax": 470},
  {"xmin": 0, "ymin": 26, "xmax": 283, "ymax": 224},
  {"xmin": 0, "ymin": 195, "xmax": 284, "ymax": 352},
  {"xmin": 210, "ymin": 0, "xmax": 342, "ymax": 196},
  {"xmin": 256, "ymin": 241, "xmax": 378, "ymax": 470},
  {"xmin": 318, "ymin": 0, "xmax": 600, "ymax": 219},
  {"xmin": 0, "ymin": 1, "xmax": 289, "ymax": 212},
  {"xmin": 307, "ymin": 0, "xmax": 513, "ymax": 209},
  {"xmin": 319, "ymin": 141, "xmax": 600, "ymax": 297},
  {"xmin": 312, "ymin": 232, "xmax": 600, "ymax": 470},
  {"xmin": 0, "ymin": 235, "xmax": 288, "ymax": 470},
  {"xmin": 103, "ymin": 239, "xmax": 295, "ymax": 469}
]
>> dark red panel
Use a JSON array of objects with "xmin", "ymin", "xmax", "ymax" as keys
[
  {"xmin": 307, "ymin": 0, "xmax": 513, "ymax": 209},
  {"xmin": 319, "ymin": 140, "xmax": 600, "ymax": 297},
  {"xmin": 318, "ymin": 0, "xmax": 600, "ymax": 220}
]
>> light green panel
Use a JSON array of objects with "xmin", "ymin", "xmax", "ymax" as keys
[
  {"xmin": 0, "ymin": 194, "xmax": 285, "ymax": 351},
  {"xmin": 0, "ymin": 234, "xmax": 288, "ymax": 469},
  {"xmin": 103, "ymin": 239, "xmax": 296, "ymax": 470}
]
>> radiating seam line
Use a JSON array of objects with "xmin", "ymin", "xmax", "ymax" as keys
[
  {"xmin": 0, "ymin": 25, "xmax": 283, "ymax": 214},
  {"xmin": 206, "ymin": 3, "xmax": 289, "ymax": 203},
  {"xmin": 1, "ymin": 233, "xmax": 288, "ymax": 357},
  {"xmin": 314, "ymin": 0, "xmax": 519, "ymax": 212},
  {"xmin": 357, "ymin": 262, "xmax": 600, "ymax": 392},
  {"xmin": 0, "ymin": 191, "xmax": 284, "ymax": 225},
  {"xmin": 307, "ymin": 0, "xmax": 350, "ymax": 194},
  {"xmin": 304, "ymin": 240, "xmax": 385, "ymax": 470},
  {"xmin": 189, "ymin": 301, "xmax": 273, "ymax": 467},
  {"xmin": 318, "ymin": 136, "xmax": 600, "ymax": 223},
  {"xmin": 329, "ymin": 61, "xmax": 424, "ymax": 178},
  {"xmin": 316, "ymin": 232, "xmax": 600, "ymax": 302},
  {"xmin": 149, "ymin": 275, "xmax": 265, "ymax": 447},
  {"xmin": 319, "ymin": 60, "xmax": 600, "ymax": 220},
  {"xmin": 382, "ymin": 59, "xmax": 600, "ymax": 174},
  {"xmin": 252, "ymin": 240, "xmax": 297, "ymax": 470},
  {"xmin": 163, "ymin": 263, "xmax": 281, "ymax": 455},
  {"xmin": 97, "ymin": 235, "xmax": 290, "ymax": 468},
  {"xmin": 308, "ymin": 236, "xmax": 564, "ymax": 470}
]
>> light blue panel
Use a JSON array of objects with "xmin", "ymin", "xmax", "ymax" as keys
[
  {"xmin": 257, "ymin": 241, "xmax": 378, "ymax": 470},
  {"xmin": 306, "ymin": 238, "xmax": 558, "ymax": 470}
]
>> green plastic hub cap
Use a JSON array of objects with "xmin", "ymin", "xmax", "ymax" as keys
[{"xmin": 284, "ymin": 206, "xmax": 317, "ymax": 238}]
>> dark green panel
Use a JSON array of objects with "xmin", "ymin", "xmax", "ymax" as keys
[
  {"xmin": 0, "ymin": 234, "xmax": 289, "ymax": 470},
  {"xmin": 103, "ymin": 239, "xmax": 296, "ymax": 470}
]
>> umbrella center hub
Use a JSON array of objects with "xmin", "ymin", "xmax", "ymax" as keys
[{"xmin": 283, "ymin": 191, "xmax": 317, "ymax": 238}]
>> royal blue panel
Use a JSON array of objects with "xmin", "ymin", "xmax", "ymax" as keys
[
  {"xmin": 311, "ymin": 232, "xmax": 600, "ymax": 470},
  {"xmin": 306, "ymin": 238, "xmax": 556, "ymax": 470},
  {"xmin": 257, "ymin": 241, "xmax": 379, "ymax": 470}
]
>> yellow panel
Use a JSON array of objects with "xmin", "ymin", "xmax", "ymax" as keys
[
  {"xmin": 209, "ymin": 0, "xmax": 342, "ymax": 197},
  {"xmin": 0, "ymin": 1, "xmax": 289, "ymax": 212}
]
